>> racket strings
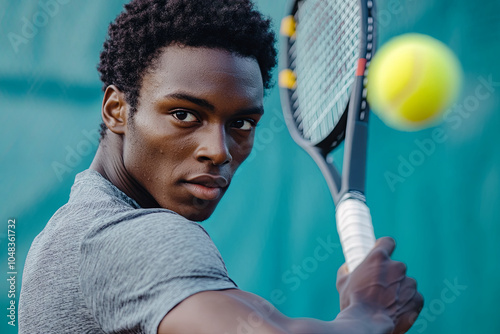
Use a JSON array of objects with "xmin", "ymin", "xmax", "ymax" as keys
[{"xmin": 290, "ymin": 0, "xmax": 360, "ymax": 144}]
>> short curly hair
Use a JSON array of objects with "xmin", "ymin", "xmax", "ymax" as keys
[{"xmin": 97, "ymin": 0, "xmax": 277, "ymax": 139}]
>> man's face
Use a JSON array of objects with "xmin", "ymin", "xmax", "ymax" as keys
[{"xmin": 123, "ymin": 46, "xmax": 264, "ymax": 221}]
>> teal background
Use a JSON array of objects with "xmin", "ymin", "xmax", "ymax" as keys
[{"xmin": 1, "ymin": 0, "xmax": 499, "ymax": 333}]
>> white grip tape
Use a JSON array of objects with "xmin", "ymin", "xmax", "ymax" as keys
[{"xmin": 336, "ymin": 198, "xmax": 376, "ymax": 272}]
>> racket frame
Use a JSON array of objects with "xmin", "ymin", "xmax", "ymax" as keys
[{"xmin": 279, "ymin": 0, "xmax": 377, "ymax": 205}]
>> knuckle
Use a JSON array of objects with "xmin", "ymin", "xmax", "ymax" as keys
[
  {"xmin": 395, "ymin": 261, "xmax": 407, "ymax": 274},
  {"xmin": 369, "ymin": 248, "xmax": 389, "ymax": 261},
  {"xmin": 403, "ymin": 277, "xmax": 418, "ymax": 293},
  {"xmin": 406, "ymin": 277, "xmax": 417, "ymax": 288},
  {"xmin": 414, "ymin": 291, "xmax": 424, "ymax": 309}
]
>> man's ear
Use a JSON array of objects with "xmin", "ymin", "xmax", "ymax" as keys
[{"xmin": 101, "ymin": 85, "xmax": 129, "ymax": 135}]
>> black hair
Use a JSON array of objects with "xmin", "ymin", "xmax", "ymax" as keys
[{"xmin": 97, "ymin": 0, "xmax": 277, "ymax": 139}]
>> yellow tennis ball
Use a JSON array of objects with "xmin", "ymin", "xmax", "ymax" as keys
[{"xmin": 367, "ymin": 33, "xmax": 463, "ymax": 131}]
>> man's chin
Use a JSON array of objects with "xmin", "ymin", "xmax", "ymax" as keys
[
  {"xmin": 183, "ymin": 208, "xmax": 216, "ymax": 222},
  {"xmin": 174, "ymin": 198, "xmax": 219, "ymax": 222},
  {"xmin": 155, "ymin": 188, "xmax": 227, "ymax": 221}
]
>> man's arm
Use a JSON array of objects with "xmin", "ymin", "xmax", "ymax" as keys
[
  {"xmin": 158, "ymin": 237, "xmax": 423, "ymax": 334},
  {"xmin": 158, "ymin": 289, "xmax": 394, "ymax": 334}
]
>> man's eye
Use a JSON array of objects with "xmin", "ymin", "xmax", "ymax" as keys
[
  {"xmin": 172, "ymin": 111, "xmax": 198, "ymax": 122},
  {"xmin": 231, "ymin": 119, "xmax": 256, "ymax": 130}
]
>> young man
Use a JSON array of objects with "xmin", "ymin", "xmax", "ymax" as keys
[{"xmin": 19, "ymin": 0, "xmax": 423, "ymax": 333}]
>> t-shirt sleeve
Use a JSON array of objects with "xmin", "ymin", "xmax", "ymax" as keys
[{"xmin": 79, "ymin": 210, "xmax": 237, "ymax": 334}]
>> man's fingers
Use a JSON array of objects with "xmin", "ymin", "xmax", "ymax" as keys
[
  {"xmin": 398, "ymin": 277, "xmax": 418, "ymax": 304},
  {"xmin": 374, "ymin": 236, "xmax": 396, "ymax": 257},
  {"xmin": 392, "ymin": 285, "xmax": 424, "ymax": 334},
  {"xmin": 393, "ymin": 292, "xmax": 424, "ymax": 334},
  {"xmin": 336, "ymin": 263, "xmax": 351, "ymax": 311},
  {"xmin": 398, "ymin": 289, "xmax": 424, "ymax": 317},
  {"xmin": 337, "ymin": 263, "xmax": 349, "ymax": 277},
  {"xmin": 362, "ymin": 237, "xmax": 396, "ymax": 267},
  {"xmin": 376, "ymin": 237, "xmax": 396, "ymax": 257},
  {"xmin": 336, "ymin": 263, "xmax": 349, "ymax": 288}
]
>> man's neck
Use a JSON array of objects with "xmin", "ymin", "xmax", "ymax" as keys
[{"xmin": 90, "ymin": 132, "xmax": 160, "ymax": 208}]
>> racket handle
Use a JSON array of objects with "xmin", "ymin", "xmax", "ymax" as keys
[{"xmin": 336, "ymin": 197, "xmax": 376, "ymax": 272}]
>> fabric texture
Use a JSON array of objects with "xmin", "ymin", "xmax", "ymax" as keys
[{"xmin": 19, "ymin": 169, "xmax": 237, "ymax": 334}]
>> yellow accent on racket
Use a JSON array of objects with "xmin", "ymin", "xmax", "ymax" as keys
[
  {"xmin": 280, "ymin": 15, "xmax": 296, "ymax": 37},
  {"xmin": 279, "ymin": 69, "xmax": 297, "ymax": 89}
]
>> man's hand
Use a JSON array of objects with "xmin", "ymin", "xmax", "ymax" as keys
[{"xmin": 336, "ymin": 237, "xmax": 424, "ymax": 334}]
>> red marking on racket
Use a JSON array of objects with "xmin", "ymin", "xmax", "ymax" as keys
[{"xmin": 356, "ymin": 58, "xmax": 367, "ymax": 76}]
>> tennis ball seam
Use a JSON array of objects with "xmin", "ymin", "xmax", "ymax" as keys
[{"xmin": 386, "ymin": 48, "xmax": 425, "ymax": 114}]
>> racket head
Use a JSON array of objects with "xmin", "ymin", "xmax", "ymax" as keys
[{"xmin": 279, "ymin": 0, "xmax": 363, "ymax": 151}]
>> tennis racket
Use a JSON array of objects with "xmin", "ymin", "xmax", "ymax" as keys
[{"xmin": 279, "ymin": 0, "xmax": 377, "ymax": 271}]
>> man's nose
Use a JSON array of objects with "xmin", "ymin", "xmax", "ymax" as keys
[{"xmin": 194, "ymin": 125, "xmax": 232, "ymax": 166}]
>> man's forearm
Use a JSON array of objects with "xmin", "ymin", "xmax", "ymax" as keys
[
  {"xmin": 227, "ymin": 289, "xmax": 395, "ymax": 334},
  {"xmin": 283, "ymin": 305, "xmax": 394, "ymax": 334},
  {"xmin": 158, "ymin": 289, "xmax": 399, "ymax": 334}
]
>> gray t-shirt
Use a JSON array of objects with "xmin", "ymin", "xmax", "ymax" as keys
[{"xmin": 19, "ymin": 169, "xmax": 237, "ymax": 334}]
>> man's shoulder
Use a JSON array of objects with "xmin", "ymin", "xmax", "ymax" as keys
[
  {"xmin": 82, "ymin": 209, "xmax": 209, "ymax": 248},
  {"xmin": 40, "ymin": 169, "xmax": 187, "ymax": 246},
  {"xmin": 69, "ymin": 169, "xmax": 195, "ymax": 226},
  {"xmin": 60, "ymin": 169, "xmax": 179, "ymax": 225},
  {"xmin": 40, "ymin": 169, "xmax": 139, "ymax": 234}
]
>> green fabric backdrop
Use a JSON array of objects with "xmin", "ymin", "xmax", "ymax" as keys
[{"xmin": 1, "ymin": 1, "xmax": 499, "ymax": 333}]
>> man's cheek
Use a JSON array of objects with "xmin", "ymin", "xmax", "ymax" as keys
[{"xmin": 236, "ymin": 138, "xmax": 254, "ymax": 159}]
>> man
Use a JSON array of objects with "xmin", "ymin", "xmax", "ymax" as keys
[{"xmin": 19, "ymin": 0, "xmax": 423, "ymax": 333}]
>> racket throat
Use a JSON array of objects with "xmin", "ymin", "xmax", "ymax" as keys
[{"xmin": 338, "ymin": 191, "xmax": 367, "ymax": 206}]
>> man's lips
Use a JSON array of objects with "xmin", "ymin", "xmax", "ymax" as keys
[
  {"xmin": 185, "ymin": 175, "xmax": 229, "ymax": 188},
  {"xmin": 183, "ymin": 174, "xmax": 229, "ymax": 201}
]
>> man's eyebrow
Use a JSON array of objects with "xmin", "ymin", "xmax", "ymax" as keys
[
  {"xmin": 164, "ymin": 92, "xmax": 264, "ymax": 115},
  {"xmin": 234, "ymin": 106, "xmax": 264, "ymax": 116},
  {"xmin": 164, "ymin": 93, "xmax": 215, "ymax": 111}
]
